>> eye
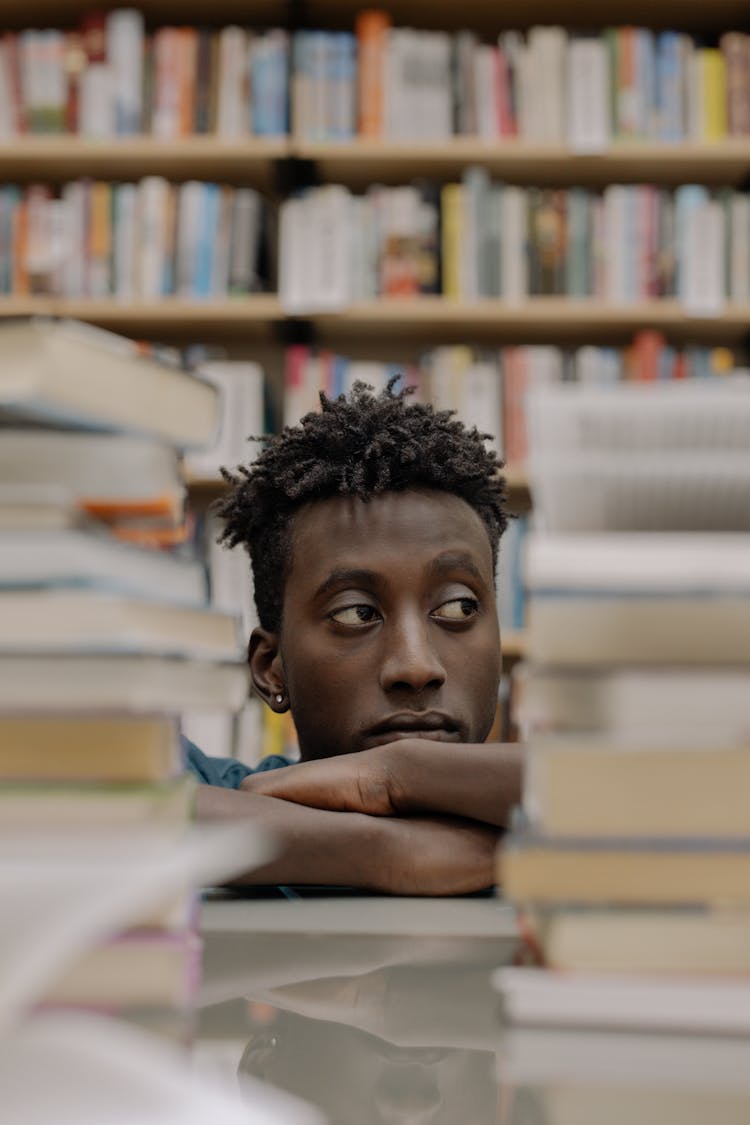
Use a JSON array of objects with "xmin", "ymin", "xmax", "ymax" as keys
[
  {"xmin": 329, "ymin": 604, "xmax": 381, "ymax": 626},
  {"xmin": 433, "ymin": 597, "xmax": 479, "ymax": 621}
]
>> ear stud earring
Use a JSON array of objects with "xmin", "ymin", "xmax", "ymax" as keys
[{"xmin": 275, "ymin": 694, "xmax": 284, "ymax": 704}]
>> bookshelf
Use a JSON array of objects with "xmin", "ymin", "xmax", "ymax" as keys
[{"xmin": 4, "ymin": 1, "xmax": 750, "ymax": 672}]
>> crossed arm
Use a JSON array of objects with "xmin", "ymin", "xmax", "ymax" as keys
[{"xmin": 196, "ymin": 741, "xmax": 522, "ymax": 895}]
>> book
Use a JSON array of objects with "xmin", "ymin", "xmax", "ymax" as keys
[
  {"xmin": 497, "ymin": 1023, "xmax": 750, "ymax": 1090},
  {"xmin": 183, "ymin": 360, "xmax": 265, "ymax": 480},
  {"xmin": 523, "ymin": 906, "xmax": 750, "ymax": 975},
  {"xmin": 525, "ymin": 595, "xmax": 750, "ymax": 665},
  {"xmin": 499, "ymin": 833, "xmax": 750, "ymax": 907},
  {"xmin": 0, "ymin": 775, "xmax": 196, "ymax": 828},
  {"xmin": 513, "ymin": 665, "xmax": 750, "ymax": 739},
  {"xmin": 0, "ymin": 589, "xmax": 242, "ymax": 660},
  {"xmin": 0, "ymin": 821, "xmax": 273, "ymax": 1033},
  {"xmin": 0, "ymin": 654, "xmax": 249, "ymax": 712},
  {"xmin": 493, "ymin": 965, "xmax": 750, "ymax": 1033},
  {"xmin": 523, "ymin": 739, "xmax": 750, "ymax": 839},
  {"xmin": 0, "ymin": 318, "xmax": 219, "ymax": 449},
  {"xmin": 0, "ymin": 714, "xmax": 181, "ymax": 783},
  {"xmin": 0, "ymin": 524, "xmax": 206, "ymax": 605},
  {"xmin": 523, "ymin": 532, "xmax": 750, "ymax": 594},
  {"xmin": 42, "ymin": 929, "xmax": 202, "ymax": 1009}
]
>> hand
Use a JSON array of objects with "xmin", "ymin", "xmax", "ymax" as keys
[{"xmin": 240, "ymin": 747, "xmax": 398, "ymax": 815}]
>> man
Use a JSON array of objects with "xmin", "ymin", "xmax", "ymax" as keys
[{"xmin": 191, "ymin": 380, "xmax": 522, "ymax": 893}]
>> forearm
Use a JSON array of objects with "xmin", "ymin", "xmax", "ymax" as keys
[
  {"xmin": 196, "ymin": 784, "xmax": 383, "ymax": 888},
  {"xmin": 387, "ymin": 741, "xmax": 523, "ymax": 828},
  {"xmin": 195, "ymin": 784, "xmax": 499, "ymax": 894}
]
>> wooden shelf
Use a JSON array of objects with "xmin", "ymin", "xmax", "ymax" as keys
[
  {"xmin": 0, "ymin": 296, "xmax": 286, "ymax": 341},
  {"xmin": 4, "ymin": 137, "xmax": 750, "ymax": 188},
  {"xmin": 0, "ymin": 137, "xmax": 287, "ymax": 187},
  {"xmin": 2, "ymin": 1, "xmax": 747, "ymax": 32},
  {"xmin": 296, "ymin": 139, "xmax": 750, "ymax": 189},
  {"xmin": 3, "ymin": 297, "xmax": 749, "ymax": 345},
  {"xmin": 309, "ymin": 299, "xmax": 750, "ymax": 346}
]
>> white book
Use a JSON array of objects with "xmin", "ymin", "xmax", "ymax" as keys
[
  {"xmin": 78, "ymin": 63, "xmax": 115, "ymax": 138},
  {"xmin": 60, "ymin": 183, "xmax": 87, "ymax": 298},
  {"xmin": 112, "ymin": 183, "xmax": 137, "ymax": 299},
  {"xmin": 151, "ymin": 28, "xmax": 182, "ymax": 139},
  {"xmin": 474, "ymin": 45, "xmax": 498, "ymax": 139},
  {"xmin": 175, "ymin": 181, "xmax": 204, "ymax": 297},
  {"xmin": 462, "ymin": 360, "xmax": 503, "ymax": 457},
  {"xmin": 527, "ymin": 27, "xmax": 566, "ymax": 142},
  {"xmin": 680, "ymin": 197, "xmax": 725, "ymax": 315},
  {"xmin": 204, "ymin": 512, "xmax": 258, "ymax": 638},
  {"xmin": 501, "ymin": 187, "xmax": 528, "ymax": 303},
  {"xmin": 0, "ymin": 526, "xmax": 205, "ymax": 606},
  {"xmin": 307, "ymin": 185, "xmax": 352, "ymax": 310},
  {"xmin": 0, "ymin": 652, "xmax": 249, "ymax": 713},
  {"xmin": 566, "ymin": 37, "xmax": 610, "ymax": 152},
  {"xmin": 497, "ymin": 1024, "xmax": 750, "ymax": 1092},
  {"xmin": 278, "ymin": 194, "xmax": 308, "ymax": 313},
  {"xmin": 729, "ymin": 192, "xmax": 750, "ymax": 301},
  {"xmin": 0, "ymin": 41, "xmax": 14, "ymax": 136},
  {"xmin": 184, "ymin": 360, "xmax": 265, "ymax": 478},
  {"xmin": 211, "ymin": 187, "xmax": 233, "ymax": 296},
  {"xmin": 384, "ymin": 28, "xmax": 407, "ymax": 138},
  {"xmin": 106, "ymin": 8, "xmax": 143, "ymax": 134},
  {"xmin": 422, "ymin": 31, "xmax": 452, "ymax": 138},
  {"xmin": 0, "ymin": 589, "xmax": 242, "ymax": 661},
  {"xmin": 513, "ymin": 664, "xmax": 750, "ymax": 740},
  {"xmin": 136, "ymin": 176, "xmax": 170, "ymax": 299},
  {"xmin": 494, "ymin": 966, "xmax": 750, "ymax": 1034},
  {"xmin": 524, "ymin": 531, "xmax": 750, "ymax": 593},
  {"xmin": 216, "ymin": 25, "xmax": 248, "ymax": 137},
  {"xmin": 602, "ymin": 184, "xmax": 628, "ymax": 302}
]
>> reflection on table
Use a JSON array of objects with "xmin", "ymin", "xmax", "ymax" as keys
[{"xmin": 195, "ymin": 896, "xmax": 750, "ymax": 1125}]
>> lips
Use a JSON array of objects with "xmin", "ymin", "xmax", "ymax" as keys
[{"xmin": 362, "ymin": 712, "xmax": 462, "ymax": 749}]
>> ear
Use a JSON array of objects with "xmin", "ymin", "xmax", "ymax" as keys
[{"xmin": 248, "ymin": 627, "xmax": 288, "ymax": 713}]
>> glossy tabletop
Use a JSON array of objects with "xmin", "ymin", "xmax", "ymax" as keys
[{"xmin": 195, "ymin": 895, "xmax": 750, "ymax": 1125}]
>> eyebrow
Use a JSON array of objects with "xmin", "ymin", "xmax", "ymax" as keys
[
  {"xmin": 427, "ymin": 552, "xmax": 488, "ymax": 586},
  {"xmin": 314, "ymin": 554, "xmax": 488, "ymax": 602},
  {"xmin": 313, "ymin": 568, "xmax": 381, "ymax": 600}
]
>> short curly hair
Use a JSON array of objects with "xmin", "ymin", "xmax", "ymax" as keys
[{"xmin": 215, "ymin": 379, "xmax": 508, "ymax": 632}]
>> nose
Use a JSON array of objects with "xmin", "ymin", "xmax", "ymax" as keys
[{"xmin": 379, "ymin": 613, "xmax": 447, "ymax": 694}]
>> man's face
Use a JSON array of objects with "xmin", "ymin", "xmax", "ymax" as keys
[{"xmin": 274, "ymin": 488, "xmax": 501, "ymax": 761}]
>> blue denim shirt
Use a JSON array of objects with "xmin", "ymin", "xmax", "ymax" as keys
[{"xmin": 182, "ymin": 735, "xmax": 290, "ymax": 789}]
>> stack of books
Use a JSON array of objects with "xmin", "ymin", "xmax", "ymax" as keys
[
  {"xmin": 494, "ymin": 377, "xmax": 750, "ymax": 1035},
  {"xmin": 0, "ymin": 317, "xmax": 252, "ymax": 1037}
]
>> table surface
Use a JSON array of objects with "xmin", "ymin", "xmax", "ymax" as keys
[{"xmin": 195, "ymin": 895, "xmax": 750, "ymax": 1125}]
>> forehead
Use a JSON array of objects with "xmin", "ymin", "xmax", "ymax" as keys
[{"xmin": 288, "ymin": 489, "xmax": 493, "ymax": 585}]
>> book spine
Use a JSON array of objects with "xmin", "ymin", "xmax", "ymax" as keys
[{"xmin": 356, "ymin": 8, "xmax": 389, "ymax": 136}]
